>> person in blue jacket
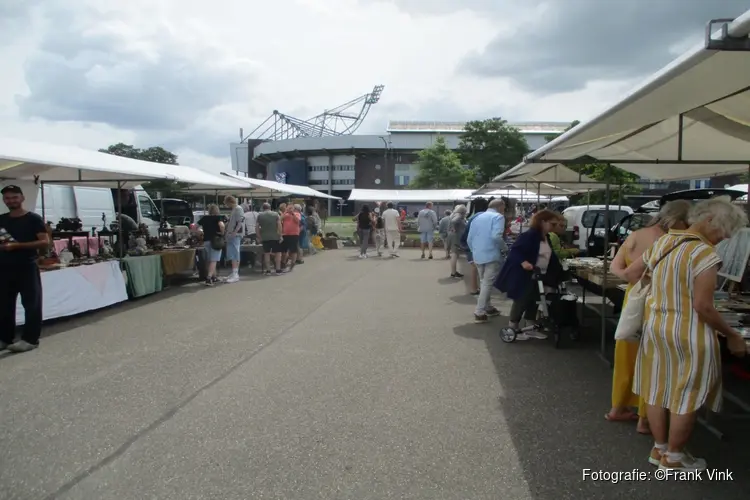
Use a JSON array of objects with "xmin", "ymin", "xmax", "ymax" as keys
[
  {"xmin": 460, "ymin": 197, "xmax": 489, "ymax": 295},
  {"xmin": 495, "ymin": 209, "xmax": 564, "ymax": 340}
]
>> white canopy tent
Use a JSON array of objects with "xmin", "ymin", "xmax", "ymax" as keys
[
  {"xmin": 348, "ymin": 188, "xmax": 474, "ymax": 202},
  {"xmin": 501, "ymin": 11, "xmax": 750, "ymax": 182},
  {"xmin": 481, "ymin": 164, "xmax": 604, "ymax": 196},
  {"xmin": 0, "ymin": 137, "xmax": 175, "ymax": 187},
  {"xmin": 222, "ymin": 172, "xmax": 341, "ymax": 200}
]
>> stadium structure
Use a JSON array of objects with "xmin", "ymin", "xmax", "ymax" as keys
[{"xmin": 229, "ymin": 86, "xmax": 570, "ymax": 213}]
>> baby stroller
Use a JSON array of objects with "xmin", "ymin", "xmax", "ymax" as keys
[{"xmin": 500, "ymin": 265, "xmax": 580, "ymax": 348}]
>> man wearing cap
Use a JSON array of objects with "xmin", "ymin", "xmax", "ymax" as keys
[{"xmin": 0, "ymin": 185, "xmax": 49, "ymax": 352}]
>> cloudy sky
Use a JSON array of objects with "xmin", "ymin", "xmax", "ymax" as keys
[{"xmin": 2, "ymin": 0, "xmax": 747, "ymax": 173}]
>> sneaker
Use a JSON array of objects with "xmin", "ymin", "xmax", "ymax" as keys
[
  {"xmin": 525, "ymin": 330, "xmax": 548, "ymax": 340},
  {"xmin": 470, "ymin": 291, "xmax": 480, "ymax": 296},
  {"xmin": 474, "ymin": 314, "xmax": 488, "ymax": 323},
  {"xmin": 486, "ymin": 307, "xmax": 500, "ymax": 317},
  {"xmin": 204, "ymin": 278, "xmax": 214, "ymax": 286},
  {"xmin": 264, "ymin": 270, "xmax": 272, "ymax": 276},
  {"xmin": 211, "ymin": 276, "xmax": 220, "ymax": 284},
  {"xmin": 358, "ymin": 254, "xmax": 365, "ymax": 259},
  {"xmin": 515, "ymin": 333, "xmax": 531, "ymax": 341},
  {"xmin": 451, "ymin": 272, "xmax": 464, "ymax": 278},
  {"xmin": 428, "ymin": 254, "xmax": 433, "ymax": 259},
  {"xmin": 7, "ymin": 340, "xmax": 38, "ymax": 353},
  {"xmin": 225, "ymin": 274, "xmax": 240, "ymax": 284},
  {"xmin": 275, "ymin": 269, "xmax": 284, "ymax": 276},
  {"xmin": 659, "ymin": 451, "xmax": 707, "ymax": 471},
  {"xmin": 648, "ymin": 447, "xmax": 665, "ymax": 466}
]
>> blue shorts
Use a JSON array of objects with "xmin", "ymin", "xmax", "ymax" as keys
[
  {"xmin": 225, "ymin": 235, "xmax": 242, "ymax": 261},
  {"xmin": 420, "ymin": 231, "xmax": 434, "ymax": 243},
  {"xmin": 204, "ymin": 241, "xmax": 223, "ymax": 263}
]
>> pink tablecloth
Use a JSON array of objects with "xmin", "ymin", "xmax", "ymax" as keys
[{"xmin": 53, "ymin": 237, "xmax": 100, "ymax": 255}]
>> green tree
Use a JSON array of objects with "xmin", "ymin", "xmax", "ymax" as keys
[
  {"xmin": 544, "ymin": 122, "xmax": 641, "ymax": 205},
  {"xmin": 99, "ymin": 143, "xmax": 190, "ymax": 198},
  {"xmin": 410, "ymin": 136, "xmax": 475, "ymax": 189},
  {"xmin": 458, "ymin": 117, "xmax": 530, "ymax": 184}
]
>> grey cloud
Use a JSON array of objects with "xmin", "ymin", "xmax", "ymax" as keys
[
  {"xmin": 16, "ymin": 6, "xmax": 257, "ymax": 133},
  {"xmin": 459, "ymin": 0, "xmax": 749, "ymax": 93}
]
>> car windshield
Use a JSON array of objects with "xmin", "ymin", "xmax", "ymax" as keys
[{"xmin": 582, "ymin": 210, "xmax": 629, "ymax": 228}]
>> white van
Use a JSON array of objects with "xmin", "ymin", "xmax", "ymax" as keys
[
  {"xmin": 562, "ymin": 205, "xmax": 633, "ymax": 251},
  {"xmin": 34, "ymin": 185, "xmax": 163, "ymax": 235}
]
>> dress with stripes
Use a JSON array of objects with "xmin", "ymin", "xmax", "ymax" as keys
[{"xmin": 633, "ymin": 230, "xmax": 723, "ymax": 415}]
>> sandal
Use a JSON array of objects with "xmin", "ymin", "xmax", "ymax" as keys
[{"xmin": 604, "ymin": 411, "xmax": 638, "ymax": 422}]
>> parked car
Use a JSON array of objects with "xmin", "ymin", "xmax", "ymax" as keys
[
  {"xmin": 562, "ymin": 205, "xmax": 633, "ymax": 252},
  {"xmin": 588, "ymin": 188, "xmax": 747, "ymax": 256},
  {"xmin": 155, "ymin": 198, "xmax": 193, "ymax": 226}
]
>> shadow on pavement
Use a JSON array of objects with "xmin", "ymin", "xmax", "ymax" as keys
[{"xmin": 453, "ymin": 305, "xmax": 750, "ymax": 500}]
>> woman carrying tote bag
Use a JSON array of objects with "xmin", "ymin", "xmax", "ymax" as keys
[{"xmin": 604, "ymin": 200, "xmax": 690, "ymax": 433}]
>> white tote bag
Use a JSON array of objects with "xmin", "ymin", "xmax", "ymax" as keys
[{"xmin": 614, "ymin": 238, "xmax": 696, "ymax": 342}]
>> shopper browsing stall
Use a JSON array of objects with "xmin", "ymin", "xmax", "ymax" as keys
[
  {"xmin": 621, "ymin": 197, "xmax": 747, "ymax": 471},
  {"xmin": 0, "ymin": 185, "xmax": 50, "ymax": 353},
  {"xmin": 198, "ymin": 204, "xmax": 226, "ymax": 286},
  {"xmin": 606, "ymin": 200, "xmax": 691, "ymax": 434},
  {"xmin": 223, "ymin": 195, "xmax": 244, "ymax": 284},
  {"xmin": 281, "ymin": 205, "xmax": 300, "ymax": 271},
  {"xmin": 256, "ymin": 203, "xmax": 283, "ymax": 275}
]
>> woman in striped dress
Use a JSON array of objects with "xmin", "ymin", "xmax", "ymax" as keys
[
  {"xmin": 622, "ymin": 197, "xmax": 748, "ymax": 471},
  {"xmin": 606, "ymin": 201, "xmax": 690, "ymax": 434}
]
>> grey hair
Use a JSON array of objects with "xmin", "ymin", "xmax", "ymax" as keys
[
  {"xmin": 649, "ymin": 199, "xmax": 691, "ymax": 231},
  {"xmin": 207, "ymin": 204, "xmax": 220, "ymax": 215},
  {"xmin": 262, "ymin": 202, "xmax": 271, "ymax": 210},
  {"xmin": 293, "ymin": 204, "xmax": 302, "ymax": 211},
  {"xmin": 488, "ymin": 198, "xmax": 505, "ymax": 211},
  {"xmin": 444, "ymin": 209, "xmax": 452, "ymax": 216},
  {"xmin": 451, "ymin": 204, "xmax": 468, "ymax": 220},
  {"xmin": 688, "ymin": 196, "xmax": 748, "ymax": 238}
]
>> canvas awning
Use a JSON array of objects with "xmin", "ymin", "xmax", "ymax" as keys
[
  {"xmin": 222, "ymin": 172, "xmax": 341, "ymax": 200},
  {"xmin": 502, "ymin": 11, "xmax": 750, "ymax": 182},
  {"xmin": 0, "ymin": 137, "xmax": 174, "ymax": 187},
  {"xmin": 485, "ymin": 163, "xmax": 604, "ymax": 195},
  {"xmin": 348, "ymin": 188, "xmax": 474, "ymax": 202}
]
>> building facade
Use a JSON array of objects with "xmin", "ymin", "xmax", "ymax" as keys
[{"xmin": 229, "ymin": 120, "xmax": 570, "ymax": 209}]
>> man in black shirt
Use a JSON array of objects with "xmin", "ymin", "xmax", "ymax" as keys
[{"xmin": 0, "ymin": 185, "xmax": 49, "ymax": 352}]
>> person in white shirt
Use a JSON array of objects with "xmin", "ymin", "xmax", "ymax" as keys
[
  {"xmin": 243, "ymin": 205, "xmax": 259, "ymax": 243},
  {"xmin": 381, "ymin": 202, "xmax": 402, "ymax": 257}
]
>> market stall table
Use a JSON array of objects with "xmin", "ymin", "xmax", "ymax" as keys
[
  {"xmin": 121, "ymin": 255, "xmax": 163, "ymax": 298},
  {"xmin": 15, "ymin": 261, "xmax": 127, "ymax": 325},
  {"xmin": 158, "ymin": 248, "xmax": 196, "ymax": 276}
]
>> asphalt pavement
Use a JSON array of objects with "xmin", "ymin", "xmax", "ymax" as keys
[{"xmin": 1, "ymin": 249, "xmax": 748, "ymax": 500}]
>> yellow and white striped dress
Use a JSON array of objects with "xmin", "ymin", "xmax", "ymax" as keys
[{"xmin": 633, "ymin": 230, "xmax": 723, "ymax": 415}]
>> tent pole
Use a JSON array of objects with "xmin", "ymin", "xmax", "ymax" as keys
[
  {"xmin": 599, "ymin": 165, "xmax": 612, "ymax": 367},
  {"xmin": 116, "ymin": 181, "xmax": 124, "ymax": 257},
  {"xmin": 40, "ymin": 181, "xmax": 47, "ymax": 224},
  {"xmin": 677, "ymin": 113, "xmax": 684, "ymax": 161}
]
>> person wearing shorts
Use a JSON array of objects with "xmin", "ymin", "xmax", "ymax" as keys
[
  {"xmin": 198, "ymin": 205, "xmax": 225, "ymax": 286},
  {"xmin": 417, "ymin": 202, "xmax": 438, "ymax": 259},
  {"xmin": 281, "ymin": 205, "xmax": 300, "ymax": 271},
  {"xmin": 256, "ymin": 203, "xmax": 284, "ymax": 275},
  {"xmin": 223, "ymin": 195, "xmax": 245, "ymax": 284}
]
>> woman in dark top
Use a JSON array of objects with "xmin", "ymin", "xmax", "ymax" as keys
[
  {"xmin": 373, "ymin": 207, "xmax": 385, "ymax": 257},
  {"xmin": 494, "ymin": 209, "xmax": 563, "ymax": 339},
  {"xmin": 356, "ymin": 205, "xmax": 374, "ymax": 259},
  {"xmin": 198, "ymin": 204, "xmax": 226, "ymax": 286}
]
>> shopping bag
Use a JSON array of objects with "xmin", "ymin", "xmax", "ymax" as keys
[
  {"xmin": 311, "ymin": 235, "xmax": 323, "ymax": 250},
  {"xmin": 614, "ymin": 237, "xmax": 698, "ymax": 342},
  {"xmin": 614, "ymin": 280, "xmax": 649, "ymax": 342}
]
